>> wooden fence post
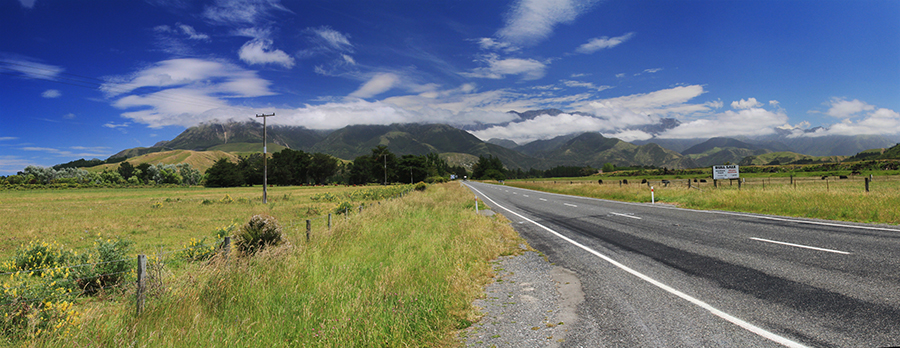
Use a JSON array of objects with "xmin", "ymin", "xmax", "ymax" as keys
[
  {"xmin": 328, "ymin": 213, "xmax": 332, "ymax": 229},
  {"xmin": 223, "ymin": 236, "xmax": 231, "ymax": 260},
  {"xmin": 306, "ymin": 220, "xmax": 311, "ymax": 242},
  {"xmin": 136, "ymin": 254, "xmax": 147, "ymax": 316},
  {"xmin": 865, "ymin": 177, "xmax": 870, "ymax": 193}
]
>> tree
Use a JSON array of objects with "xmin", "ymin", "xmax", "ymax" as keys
[
  {"xmin": 369, "ymin": 145, "xmax": 398, "ymax": 184},
  {"xmin": 602, "ymin": 163, "xmax": 615, "ymax": 173},
  {"xmin": 117, "ymin": 161, "xmax": 135, "ymax": 180},
  {"xmin": 472, "ymin": 155, "xmax": 505, "ymax": 180},
  {"xmin": 238, "ymin": 153, "xmax": 265, "ymax": 186},
  {"xmin": 205, "ymin": 158, "xmax": 244, "ymax": 187},
  {"xmin": 308, "ymin": 153, "xmax": 338, "ymax": 185},
  {"xmin": 348, "ymin": 155, "xmax": 373, "ymax": 185}
]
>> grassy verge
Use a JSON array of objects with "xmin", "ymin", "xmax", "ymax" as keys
[
  {"xmin": 31, "ymin": 183, "xmax": 522, "ymax": 347},
  {"xmin": 505, "ymin": 176, "xmax": 900, "ymax": 225}
]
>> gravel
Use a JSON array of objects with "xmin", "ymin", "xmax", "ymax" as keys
[{"xmin": 461, "ymin": 248, "xmax": 585, "ymax": 347}]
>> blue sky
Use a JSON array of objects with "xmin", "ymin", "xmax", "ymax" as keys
[{"xmin": 2, "ymin": 0, "xmax": 898, "ymax": 174}]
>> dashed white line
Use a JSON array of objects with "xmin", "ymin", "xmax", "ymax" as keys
[
  {"xmin": 750, "ymin": 237, "xmax": 851, "ymax": 255},
  {"xmin": 539, "ymin": 198, "xmax": 548, "ymax": 201},
  {"xmin": 465, "ymin": 183, "xmax": 807, "ymax": 348},
  {"xmin": 523, "ymin": 195, "xmax": 529, "ymax": 197},
  {"xmin": 610, "ymin": 212, "xmax": 641, "ymax": 220},
  {"xmin": 564, "ymin": 203, "xmax": 577, "ymax": 207}
]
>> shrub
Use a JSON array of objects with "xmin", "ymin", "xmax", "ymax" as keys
[
  {"xmin": 236, "ymin": 214, "xmax": 283, "ymax": 254},
  {"xmin": 179, "ymin": 238, "xmax": 215, "ymax": 262},
  {"xmin": 334, "ymin": 201, "xmax": 354, "ymax": 215},
  {"xmin": 415, "ymin": 182, "xmax": 427, "ymax": 191},
  {"xmin": 13, "ymin": 240, "xmax": 74, "ymax": 276},
  {"xmin": 72, "ymin": 238, "xmax": 133, "ymax": 294}
]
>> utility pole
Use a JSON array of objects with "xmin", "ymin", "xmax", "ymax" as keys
[{"xmin": 256, "ymin": 113, "xmax": 275, "ymax": 203}]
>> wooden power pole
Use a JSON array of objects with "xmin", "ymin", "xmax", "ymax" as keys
[{"xmin": 256, "ymin": 113, "xmax": 275, "ymax": 203}]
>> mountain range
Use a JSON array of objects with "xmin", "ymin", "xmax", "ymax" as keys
[{"xmin": 106, "ymin": 111, "xmax": 900, "ymax": 171}]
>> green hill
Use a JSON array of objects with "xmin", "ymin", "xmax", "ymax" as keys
[{"xmin": 535, "ymin": 133, "xmax": 698, "ymax": 169}]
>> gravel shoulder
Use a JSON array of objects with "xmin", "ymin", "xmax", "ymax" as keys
[{"xmin": 461, "ymin": 249, "xmax": 586, "ymax": 347}]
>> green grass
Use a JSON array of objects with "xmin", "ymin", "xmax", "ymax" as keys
[
  {"xmin": 0, "ymin": 185, "xmax": 402, "ymax": 258},
  {"xmin": 12, "ymin": 183, "xmax": 522, "ymax": 347},
  {"xmin": 505, "ymin": 175, "xmax": 900, "ymax": 225}
]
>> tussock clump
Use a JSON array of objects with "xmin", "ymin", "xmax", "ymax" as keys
[{"xmin": 236, "ymin": 214, "xmax": 283, "ymax": 255}]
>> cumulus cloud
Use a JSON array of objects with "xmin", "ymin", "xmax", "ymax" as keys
[
  {"xmin": 823, "ymin": 98, "xmax": 875, "ymax": 118},
  {"xmin": 497, "ymin": 0, "xmax": 598, "ymax": 47},
  {"xmin": 42, "ymin": 89, "xmax": 61, "ymax": 98},
  {"xmin": 472, "ymin": 112, "xmax": 613, "ymax": 143},
  {"xmin": 576, "ymin": 32, "xmax": 635, "ymax": 54},
  {"xmin": 731, "ymin": 97, "xmax": 762, "ymax": 109},
  {"xmin": 659, "ymin": 107, "xmax": 788, "ymax": 139},
  {"xmin": 462, "ymin": 55, "xmax": 547, "ymax": 80},
  {"xmin": 601, "ymin": 129, "xmax": 654, "ymax": 142},
  {"xmin": 238, "ymin": 38, "xmax": 295, "ymax": 68},
  {"xmin": 576, "ymin": 85, "xmax": 709, "ymax": 117}
]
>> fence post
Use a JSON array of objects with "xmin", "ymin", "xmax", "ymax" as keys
[
  {"xmin": 223, "ymin": 236, "xmax": 231, "ymax": 260},
  {"xmin": 328, "ymin": 213, "xmax": 332, "ymax": 229},
  {"xmin": 865, "ymin": 177, "xmax": 870, "ymax": 193},
  {"xmin": 738, "ymin": 178, "xmax": 742, "ymax": 190},
  {"xmin": 475, "ymin": 196, "xmax": 479, "ymax": 214},
  {"xmin": 136, "ymin": 254, "xmax": 147, "ymax": 316},
  {"xmin": 306, "ymin": 220, "xmax": 311, "ymax": 242},
  {"xmin": 714, "ymin": 179, "xmax": 717, "ymax": 188},
  {"xmin": 359, "ymin": 204, "xmax": 363, "ymax": 213}
]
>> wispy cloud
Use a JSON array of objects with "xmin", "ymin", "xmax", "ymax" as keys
[
  {"xmin": 462, "ymin": 55, "xmax": 547, "ymax": 80},
  {"xmin": 20, "ymin": 146, "xmax": 110, "ymax": 158},
  {"xmin": 0, "ymin": 57, "xmax": 64, "ymax": 80},
  {"xmin": 17, "ymin": 0, "xmax": 35, "ymax": 9},
  {"xmin": 42, "ymin": 89, "xmax": 61, "ymax": 98},
  {"xmin": 496, "ymin": 0, "xmax": 598, "ymax": 47},
  {"xmin": 0, "ymin": 137, "xmax": 18, "ymax": 141},
  {"xmin": 102, "ymin": 122, "xmax": 130, "ymax": 129},
  {"xmin": 349, "ymin": 73, "xmax": 400, "ymax": 98},
  {"xmin": 202, "ymin": 0, "xmax": 290, "ymax": 26},
  {"xmin": 562, "ymin": 80, "xmax": 612, "ymax": 92},
  {"xmin": 576, "ymin": 32, "xmax": 635, "ymax": 54}
]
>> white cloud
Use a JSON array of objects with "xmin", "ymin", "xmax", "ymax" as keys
[
  {"xmin": 643, "ymin": 68, "xmax": 662, "ymax": 74},
  {"xmin": 311, "ymin": 26, "xmax": 353, "ymax": 52},
  {"xmin": 42, "ymin": 89, "xmax": 61, "ymax": 98},
  {"xmin": 349, "ymin": 73, "xmax": 400, "ymax": 98},
  {"xmin": 20, "ymin": 147, "xmax": 110, "ymax": 158},
  {"xmin": 463, "ymin": 55, "xmax": 547, "ymax": 80},
  {"xmin": 0, "ymin": 156, "xmax": 37, "ymax": 176},
  {"xmin": 562, "ymin": 80, "xmax": 612, "ymax": 92},
  {"xmin": 102, "ymin": 122, "xmax": 130, "ymax": 129},
  {"xmin": 615, "ymin": 73, "xmax": 625, "ymax": 78},
  {"xmin": 0, "ymin": 58, "xmax": 63, "ymax": 80},
  {"xmin": 475, "ymin": 37, "xmax": 515, "ymax": 51},
  {"xmin": 179, "ymin": 24, "xmax": 210, "ymax": 40},
  {"xmin": 18, "ymin": 0, "xmax": 35, "ymax": 8},
  {"xmin": 472, "ymin": 112, "xmax": 611, "ymax": 144},
  {"xmin": 0, "ymin": 137, "xmax": 18, "ymax": 141},
  {"xmin": 658, "ymin": 107, "xmax": 788, "ymax": 139},
  {"xmin": 731, "ymin": 97, "xmax": 762, "ymax": 109},
  {"xmin": 202, "ymin": 0, "xmax": 290, "ymax": 26},
  {"xmin": 238, "ymin": 38, "xmax": 295, "ymax": 68},
  {"xmin": 497, "ymin": 0, "xmax": 597, "ymax": 47},
  {"xmin": 576, "ymin": 32, "xmax": 635, "ymax": 54},
  {"xmin": 102, "ymin": 58, "xmax": 275, "ymax": 128},
  {"xmin": 577, "ymin": 85, "xmax": 709, "ymax": 117},
  {"xmin": 63, "ymin": 113, "xmax": 76, "ymax": 119},
  {"xmin": 602, "ymin": 129, "xmax": 654, "ymax": 142},
  {"xmin": 823, "ymin": 98, "xmax": 875, "ymax": 118}
]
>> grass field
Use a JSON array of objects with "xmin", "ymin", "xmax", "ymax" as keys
[
  {"xmin": 505, "ymin": 174, "xmax": 900, "ymax": 225},
  {"xmin": 0, "ymin": 183, "xmax": 524, "ymax": 346},
  {"xmin": 0, "ymin": 185, "xmax": 404, "ymax": 259}
]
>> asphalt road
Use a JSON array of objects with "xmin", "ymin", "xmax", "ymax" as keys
[{"xmin": 464, "ymin": 181, "xmax": 900, "ymax": 348}]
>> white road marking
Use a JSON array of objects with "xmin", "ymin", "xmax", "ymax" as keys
[
  {"xmin": 466, "ymin": 183, "xmax": 808, "ymax": 348},
  {"xmin": 539, "ymin": 198, "xmax": 548, "ymax": 201},
  {"xmin": 750, "ymin": 237, "xmax": 851, "ymax": 255},
  {"xmin": 610, "ymin": 212, "xmax": 641, "ymax": 220},
  {"xmin": 523, "ymin": 195, "xmax": 529, "ymax": 197},
  {"xmin": 564, "ymin": 203, "xmax": 577, "ymax": 207}
]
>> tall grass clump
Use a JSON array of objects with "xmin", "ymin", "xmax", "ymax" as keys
[
  {"xmin": 42, "ymin": 183, "xmax": 523, "ymax": 347},
  {"xmin": 235, "ymin": 214, "xmax": 283, "ymax": 255}
]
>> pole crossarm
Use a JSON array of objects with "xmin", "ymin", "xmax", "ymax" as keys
[{"xmin": 256, "ymin": 113, "xmax": 275, "ymax": 203}]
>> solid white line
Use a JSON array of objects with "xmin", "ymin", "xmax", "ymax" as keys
[
  {"xmin": 539, "ymin": 198, "xmax": 548, "ymax": 201},
  {"xmin": 523, "ymin": 195, "xmax": 529, "ymax": 197},
  {"xmin": 564, "ymin": 203, "xmax": 578, "ymax": 207},
  {"xmin": 466, "ymin": 183, "xmax": 808, "ymax": 348},
  {"xmin": 610, "ymin": 212, "xmax": 641, "ymax": 220},
  {"xmin": 750, "ymin": 237, "xmax": 851, "ymax": 255}
]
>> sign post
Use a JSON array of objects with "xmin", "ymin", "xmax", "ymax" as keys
[{"xmin": 713, "ymin": 165, "xmax": 740, "ymax": 180}]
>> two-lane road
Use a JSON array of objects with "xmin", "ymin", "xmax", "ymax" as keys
[{"xmin": 465, "ymin": 181, "xmax": 900, "ymax": 347}]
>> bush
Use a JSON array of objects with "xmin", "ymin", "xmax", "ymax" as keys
[
  {"xmin": 179, "ymin": 238, "xmax": 215, "ymax": 262},
  {"xmin": 72, "ymin": 238, "xmax": 133, "ymax": 294},
  {"xmin": 236, "ymin": 214, "xmax": 283, "ymax": 254},
  {"xmin": 334, "ymin": 201, "xmax": 354, "ymax": 215},
  {"xmin": 415, "ymin": 182, "xmax": 427, "ymax": 191},
  {"xmin": 13, "ymin": 240, "xmax": 74, "ymax": 276}
]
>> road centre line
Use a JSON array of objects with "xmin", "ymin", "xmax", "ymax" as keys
[
  {"xmin": 750, "ymin": 237, "xmax": 851, "ymax": 255},
  {"xmin": 564, "ymin": 203, "xmax": 577, "ymax": 207},
  {"xmin": 539, "ymin": 198, "xmax": 548, "ymax": 201},
  {"xmin": 610, "ymin": 212, "xmax": 641, "ymax": 220},
  {"xmin": 467, "ymin": 183, "xmax": 808, "ymax": 348}
]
